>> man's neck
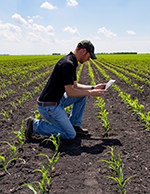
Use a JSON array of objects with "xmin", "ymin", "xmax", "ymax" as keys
[{"xmin": 73, "ymin": 49, "xmax": 80, "ymax": 62}]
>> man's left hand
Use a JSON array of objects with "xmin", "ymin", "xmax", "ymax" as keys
[{"xmin": 94, "ymin": 83, "xmax": 106, "ymax": 90}]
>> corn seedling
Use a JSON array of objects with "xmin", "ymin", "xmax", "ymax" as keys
[
  {"xmin": 10, "ymin": 109, "xmax": 13, "ymax": 114},
  {"xmin": 76, "ymin": 63, "xmax": 84, "ymax": 82},
  {"xmin": 0, "ymin": 141, "xmax": 18, "ymax": 157},
  {"xmin": 12, "ymin": 120, "xmax": 25, "ymax": 149},
  {"xmin": 88, "ymin": 61, "xmax": 110, "ymax": 136},
  {"xmin": 0, "ymin": 109, "xmax": 9, "ymax": 120},
  {"xmin": 32, "ymin": 109, "xmax": 41, "ymax": 119},
  {"xmin": 97, "ymin": 109, "xmax": 110, "ymax": 135},
  {"xmin": 100, "ymin": 146, "xmax": 136, "ymax": 194},
  {"xmin": 95, "ymin": 97, "xmax": 110, "ymax": 137},
  {"xmin": 16, "ymin": 98, "xmax": 22, "ymax": 107},
  {"xmin": 0, "ymin": 93, "xmax": 7, "ymax": 100},
  {"xmin": 22, "ymin": 133, "xmax": 60, "ymax": 193},
  {"xmin": 22, "ymin": 164, "xmax": 49, "ymax": 194},
  {"xmin": 0, "ymin": 155, "xmax": 18, "ymax": 175},
  {"xmin": 40, "ymin": 133, "xmax": 60, "ymax": 174},
  {"xmin": 140, "ymin": 111, "xmax": 150, "ymax": 130},
  {"xmin": 8, "ymin": 102, "xmax": 18, "ymax": 110},
  {"xmin": 64, "ymin": 106, "xmax": 72, "ymax": 116}
]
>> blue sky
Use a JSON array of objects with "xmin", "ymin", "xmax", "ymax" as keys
[{"xmin": 0, "ymin": 0, "xmax": 150, "ymax": 54}]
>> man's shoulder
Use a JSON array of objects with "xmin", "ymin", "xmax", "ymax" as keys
[{"xmin": 58, "ymin": 52, "xmax": 77, "ymax": 67}]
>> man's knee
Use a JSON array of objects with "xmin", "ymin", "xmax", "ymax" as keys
[{"xmin": 67, "ymin": 131, "xmax": 76, "ymax": 139}]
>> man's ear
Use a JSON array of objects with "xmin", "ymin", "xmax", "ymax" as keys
[{"xmin": 81, "ymin": 48, "xmax": 87, "ymax": 54}]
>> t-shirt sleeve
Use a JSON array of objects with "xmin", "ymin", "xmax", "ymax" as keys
[{"xmin": 61, "ymin": 63, "xmax": 76, "ymax": 86}]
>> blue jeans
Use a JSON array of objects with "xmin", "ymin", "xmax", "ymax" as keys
[{"xmin": 33, "ymin": 93, "xmax": 87, "ymax": 139}]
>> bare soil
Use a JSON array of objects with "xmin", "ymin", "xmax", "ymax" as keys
[{"xmin": 0, "ymin": 60, "xmax": 150, "ymax": 194}]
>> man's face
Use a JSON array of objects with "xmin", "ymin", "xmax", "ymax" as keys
[{"xmin": 79, "ymin": 49, "xmax": 91, "ymax": 64}]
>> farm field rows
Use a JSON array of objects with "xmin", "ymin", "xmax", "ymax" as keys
[{"xmin": 0, "ymin": 54, "xmax": 150, "ymax": 194}]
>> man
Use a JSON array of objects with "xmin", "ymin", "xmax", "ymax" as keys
[{"xmin": 25, "ymin": 40, "xmax": 106, "ymax": 140}]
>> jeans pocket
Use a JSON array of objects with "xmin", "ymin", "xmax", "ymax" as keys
[{"xmin": 46, "ymin": 105, "xmax": 57, "ymax": 114}]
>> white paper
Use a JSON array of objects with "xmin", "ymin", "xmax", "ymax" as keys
[{"xmin": 105, "ymin": 79, "xmax": 115, "ymax": 90}]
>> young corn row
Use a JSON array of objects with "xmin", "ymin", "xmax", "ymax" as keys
[
  {"xmin": 100, "ymin": 146, "xmax": 136, "ymax": 194},
  {"xmin": 22, "ymin": 134, "xmax": 61, "ymax": 193},
  {"xmin": 0, "ymin": 68, "xmax": 53, "ymax": 100},
  {"xmin": 0, "ymin": 55, "xmax": 62, "ymax": 76},
  {"xmin": 97, "ymin": 59, "xmax": 150, "ymax": 86},
  {"xmin": 0, "ymin": 57, "xmax": 61, "ymax": 91},
  {"xmin": 0, "ymin": 69, "xmax": 55, "ymax": 121},
  {"xmin": 87, "ymin": 61, "xmax": 110, "ymax": 136},
  {"xmin": 91, "ymin": 60, "xmax": 150, "ymax": 131},
  {"xmin": 96, "ymin": 54, "xmax": 150, "ymax": 76},
  {"xmin": 95, "ymin": 60, "xmax": 144, "ymax": 93},
  {"xmin": 0, "ymin": 123, "xmax": 61, "ymax": 193},
  {"xmin": 88, "ymin": 61, "xmax": 135, "ymax": 192}
]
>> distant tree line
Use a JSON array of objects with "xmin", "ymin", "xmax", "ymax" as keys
[
  {"xmin": 96, "ymin": 52, "xmax": 137, "ymax": 55},
  {"xmin": 52, "ymin": 53, "xmax": 60, "ymax": 55}
]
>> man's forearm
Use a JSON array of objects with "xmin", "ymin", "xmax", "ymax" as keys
[
  {"xmin": 65, "ymin": 84, "xmax": 106, "ymax": 97},
  {"xmin": 75, "ymin": 82, "xmax": 93, "ymax": 90}
]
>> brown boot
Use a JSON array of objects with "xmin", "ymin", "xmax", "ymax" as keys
[{"xmin": 25, "ymin": 117, "xmax": 34, "ymax": 140}]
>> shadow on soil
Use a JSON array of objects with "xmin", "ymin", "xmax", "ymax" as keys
[{"xmin": 25, "ymin": 134, "xmax": 122, "ymax": 156}]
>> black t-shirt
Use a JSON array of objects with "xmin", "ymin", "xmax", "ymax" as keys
[{"xmin": 39, "ymin": 52, "xmax": 78, "ymax": 102}]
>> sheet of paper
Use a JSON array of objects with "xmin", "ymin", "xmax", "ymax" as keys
[{"xmin": 105, "ymin": 80, "xmax": 115, "ymax": 90}]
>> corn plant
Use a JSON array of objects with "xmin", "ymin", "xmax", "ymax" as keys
[
  {"xmin": 100, "ymin": 146, "xmax": 136, "ymax": 194},
  {"xmin": 140, "ymin": 111, "xmax": 150, "ymax": 130},
  {"xmin": 40, "ymin": 133, "xmax": 61, "ymax": 174},
  {"xmin": 0, "ymin": 109, "xmax": 9, "ymax": 120},
  {"xmin": 8, "ymin": 102, "xmax": 18, "ymax": 110},
  {"xmin": 0, "ymin": 93, "xmax": 7, "ymax": 100},
  {"xmin": 22, "ymin": 164, "xmax": 49, "ymax": 194},
  {"xmin": 64, "ymin": 106, "xmax": 72, "ymax": 117},
  {"xmin": 0, "ymin": 141, "xmax": 18, "ymax": 157},
  {"xmin": 76, "ymin": 63, "xmax": 84, "ymax": 82},
  {"xmin": 12, "ymin": 119, "xmax": 25, "ymax": 149},
  {"xmin": 22, "ymin": 133, "xmax": 60, "ymax": 193},
  {"xmin": 132, "ymin": 83, "xmax": 144, "ymax": 93},
  {"xmin": 95, "ymin": 97, "xmax": 110, "ymax": 137},
  {"xmin": 33, "ymin": 110, "xmax": 41, "ymax": 119},
  {"xmin": 88, "ymin": 61, "xmax": 110, "ymax": 137},
  {"xmin": 0, "ymin": 155, "xmax": 18, "ymax": 175},
  {"xmin": 16, "ymin": 98, "xmax": 22, "ymax": 107}
]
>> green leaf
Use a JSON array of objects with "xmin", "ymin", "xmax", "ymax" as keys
[
  {"xmin": 123, "ymin": 175, "xmax": 136, "ymax": 187},
  {"xmin": 106, "ymin": 176, "xmax": 119, "ymax": 183}
]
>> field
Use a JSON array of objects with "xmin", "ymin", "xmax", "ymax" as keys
[{"xmin": 0, "ymin": 54, "xmax": 150, "ymax": 194}]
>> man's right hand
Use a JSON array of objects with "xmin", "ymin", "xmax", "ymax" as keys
[{"xmin": 89, "ymin": 88, "xmax": 107, "ymax": 97}]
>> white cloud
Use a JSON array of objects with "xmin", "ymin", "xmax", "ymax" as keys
[
  {"xmin": 26, "ymin": 32, "xmax": 43, "ymax": 42},
  {"xmin": 0, "ymin": 21, "xmax": 22, "ymax": 42},
  {"xmin": 90, "ymin": 34, "xmax": 101, "ymax": 40},
  {"xmin": 67, "ymin": 0, "xmax": 78, "ymax": 6},
  {"xmin": 33, "ymin": 15, "xmax": 42, "ymax": 19},
  {"xmin": 40, "ymin": 2, "xmax": 57, "ymax": 10},
  {"xmin": 126, "ymin": 30, "xmax": 136, "ymax": 35},
  {"xmin": 28, "ymin": 19, "xmax": 33, "ymax": 24},
  {"xmin": 29, "ymin": 23, "xmax": 55, "ymax": 36},
  {"xmin": 12, "ymin": 13, "xmax": 28, "ymax": 26},
  {"xmin": 28, "ymin": 15, "xmax": 42, "ymax": 24},
  {"xmin": 63, "ymin": 26, "xmax": 80, "ymax": 35},
  {"xmin": 46, "ymin": 25, "xmax": 55, "ymax": 35},
  {"xmin": 98, "ymin": 27, "xmax": 117, "ymax": 38}
]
